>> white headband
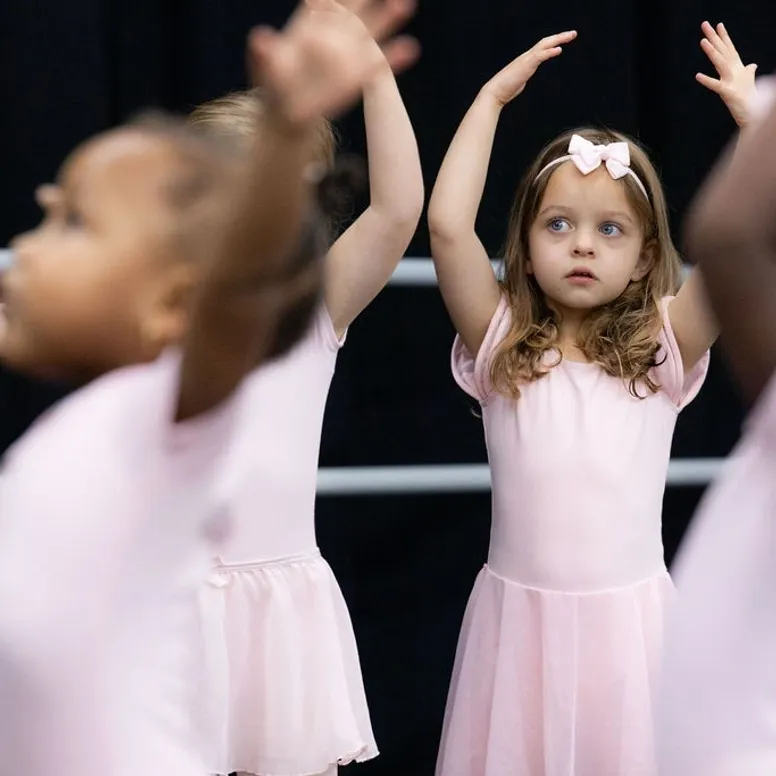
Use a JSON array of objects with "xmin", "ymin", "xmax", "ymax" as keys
[{"xmin": 535, "ymin": 134, "xmax": 649, "ymax": 200}]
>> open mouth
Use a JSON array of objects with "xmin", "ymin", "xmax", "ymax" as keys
[{"xmin": 566, "ymin": 268, "xmax": 597, "ymax": 281}]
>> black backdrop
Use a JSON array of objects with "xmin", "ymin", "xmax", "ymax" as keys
[{"xmin": 1, "ymin": 1, "xmax": 775, "ymax": 773}]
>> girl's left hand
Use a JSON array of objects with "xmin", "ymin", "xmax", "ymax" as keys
[
  {"xmin": 249, "ymin": 0, "xmax": 418, "ymax": 128},
  {"xmin": 696, "ymin": 21, "xmax": 757, "ymax": 128}
]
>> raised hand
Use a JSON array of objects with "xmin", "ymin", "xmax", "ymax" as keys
[
  {"xmin": 249, "ymin": 0, "xmax": 419, "ymax": 128},
  {"xmin": 480, "ymin": 31, "xmax": 577, "ymax": 107},
  {"xmin": 696, "ymin": 21, "xmax": 757, "ymax": 128}
]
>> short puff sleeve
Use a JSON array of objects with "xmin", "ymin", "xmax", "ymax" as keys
[{"xmin": 451, "ymin": 296, "xmax": 513, "ymax": 403}]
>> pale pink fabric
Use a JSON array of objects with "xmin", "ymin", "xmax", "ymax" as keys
[
  {"xmin": 437, "ymin": 295, "xmax": 709, "ymax": 776},
  {"xmin": 197, "ymin": 307, "xmax": 377, "ymax": 776},
  {"xmin": 656, "ymin": 371, "xmax": 776, "ymax": 776},
  {"xmin": 0, "ymin": 351, "xmax": 235, "ymax": 776}
]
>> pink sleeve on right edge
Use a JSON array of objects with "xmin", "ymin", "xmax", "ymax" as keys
[{"xmin": 451, "ymin": 296, "xmax": 513, "ymax": 402}]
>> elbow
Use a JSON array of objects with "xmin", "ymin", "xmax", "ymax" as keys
[
  {"xmin": 428, "ymin": 218, "xmax": 465, "ymax": 255},
  {"xmin": 375, "ymin": 180, "xmax": 425, "ymax": 235},
  {"xmin": 427, "ymin": 200, "xmax": 472, "ymax": 248}
]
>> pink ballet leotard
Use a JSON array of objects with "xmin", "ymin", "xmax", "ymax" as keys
[
  {"xmin": 197, "ymin": 306, "xmax": 376, "ymax": 776},
  {"xmin": 436, "ymin": 295, "xmax": 709, "ymax": 776},
  {"xmin": 0, "ymin": 351, "xmax": 235, "ymax": 776}
]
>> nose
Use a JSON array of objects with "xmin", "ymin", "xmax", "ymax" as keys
[{"xmin": 571, "ymin": 228, "xmax": 596, "ymax": 257}]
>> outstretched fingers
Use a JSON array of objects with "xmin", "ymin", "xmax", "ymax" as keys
[
  {"xmin": 714, "ymin": 21, "xmax": 739, "ymax": 58},
  {"xmin": 357, "ymin": 0, "xmax": 416, "ymax": 44},
  {"xmin": 695, "ymin": 71, "xmax": 722, "ymax": 94},
  {"xmin": 532, "ymin": 31, "xmax": 577, "ymax": 64},
  {"xmin": 701, "ymin": 21, "xmax": 729, "ymax": 58},
  {"xmin": 700, "ymin": 38, "xmax": 729, "ymax": 77},
  {"xmin": 536, "ymin": 31, "xmax": 577, "ymax": 51}
]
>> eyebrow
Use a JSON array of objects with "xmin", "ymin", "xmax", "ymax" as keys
[{"xmin": 537, "ymin": 205, "xmax": 636, "ymax": 224}]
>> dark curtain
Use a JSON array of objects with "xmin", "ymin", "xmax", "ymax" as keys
[{"xmin": 1, "ymin": 0, "xmax": 774, "ymax": 773}]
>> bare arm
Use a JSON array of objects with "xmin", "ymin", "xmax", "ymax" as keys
[
  {"xmin": 427, "ymin": 91, "xmax": 503, "ymax": 356},
  {"xmin": 683, "ymin": 102, "xmax": 776, "ymax": 404},
  {"xmin": 176, "ymin": 0, "xmax": 419, "ymax": 421},
  {"xmin": 325, "ymin": 59, "xmax": 423, "ymax": 338},
  {"xmin": 683, "ymin": 19, "xmax": 773, "ymax": 401},
  {"xmin": 428, "ymin": 32, "xmax": 576, "ymax": 357},
  {"xmin": 668, "ymin": 270, "xmax": 718, "ymax": 373}
]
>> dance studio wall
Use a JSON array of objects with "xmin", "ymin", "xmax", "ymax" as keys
[{"xmin": 1, "ymin": 1, "xmax": 774, "ymax": 773}]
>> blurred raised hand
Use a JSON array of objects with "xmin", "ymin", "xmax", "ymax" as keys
[{"xmin": 249, "ymin": 0, "xmax": 419, "ymax": 127}]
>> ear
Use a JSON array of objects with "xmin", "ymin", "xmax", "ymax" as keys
[
  {"xmin": 140, "ymin": 263, "xmax": 200, "ymax": 353},
  {"xmin": 526, "ymin": 259, "xmax": 534, "ymax": 275},
  {"xmin": 631, "ymin": 240, "xmax": 656, "ymax": 282}
]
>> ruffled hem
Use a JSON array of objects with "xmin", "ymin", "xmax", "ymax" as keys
[
  {"xmin": 436, "ymin": 565, "xmax": 674, "ymax": 776},
  {"xmin": 225, "ymin": 742, "xmax": 376, "ymax": 776},
  {"xmin": 195, "ymin": 552, "xmax": 377, "ymax": 776}
]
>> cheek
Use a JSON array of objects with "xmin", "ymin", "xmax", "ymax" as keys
[
  {"xmin": 527, "ymin": 233, "xmax": 563, "ymax": 279},
  {"xmin": 606, "ymin": 242, "xmax": 644, "ymax": 280}
]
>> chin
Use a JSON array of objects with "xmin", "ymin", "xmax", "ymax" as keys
[{"xmin": 0, "ymin": 343, "xmax": 67, "ymax": 384}]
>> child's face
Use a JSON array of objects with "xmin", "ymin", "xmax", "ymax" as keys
[
  {"xmin": 528, "ymin": 163, "xmax": 652, "ymax": 319},
  {"xmin": 1, "ymin": 129, "xmax": 195, "ymax": 381}
]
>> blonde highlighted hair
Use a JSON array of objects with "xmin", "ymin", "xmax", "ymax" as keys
[
  {"xmin": 188, "ymin": 87, "xmax": 338, "ymax": 170},
  {"xmin": 491, "ymin": 127, "xmax": 683, "ymax": 399}
]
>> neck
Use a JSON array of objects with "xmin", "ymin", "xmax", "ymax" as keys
[
  {"xmin": 548, "ymin": 302, "xmax": 586, "ymax": 343},
  {"xmin": 549, "ymin": 302, "xmax": 592, "ymax": 362}
]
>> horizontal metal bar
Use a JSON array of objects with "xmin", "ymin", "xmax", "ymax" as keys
[
  {"xmin": 0, "ymin": 251, "xmax": 691, "ymax": 283},
  {"xmin": 316, "ymin": 459, "xmax": 725, "ymax": 495}
]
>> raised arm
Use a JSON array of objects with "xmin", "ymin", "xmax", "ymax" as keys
[
  {"xmin": 683, "ymin": 96, "xmax": 776, "ymax": 404},
  {"xmin": 674, "ymin": 21, "xmax": 765, "ymax": 393},
  {"xmin": 428, "ymin": 32, "xmax": 576, "ymax": 356},
  {"xmin": 177, "ymin": 0, "xmax": 418, "ymax": 421},
  {"xmin": 325, "ymin": 36, "xmax": 423, "ymax": 339}
]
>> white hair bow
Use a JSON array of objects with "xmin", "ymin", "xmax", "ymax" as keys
[{"xmin": 536, "ymin": 133, "xmax": 649, "ymax": 199}]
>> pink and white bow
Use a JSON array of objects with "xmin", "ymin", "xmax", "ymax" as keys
[{"xmin": 536, "ymin": 134, "xmax": 649, "ymax": 199}]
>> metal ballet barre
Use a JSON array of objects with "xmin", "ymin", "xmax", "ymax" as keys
[
  {"xmin": 315, "ymin": 459, "xmax": 725, "ymax": 495},
  {"xmin": 0, "ymin": 251, "xmax": 690, "ymax": 283}
]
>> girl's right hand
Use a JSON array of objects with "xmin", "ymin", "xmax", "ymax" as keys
[
  {"xmin": 249, "ymin": 0, "xmax": 418, "ymax": 129},
  {"xmin": 480, "ymin": 31, "xmax": 577, "ymax": 107}
]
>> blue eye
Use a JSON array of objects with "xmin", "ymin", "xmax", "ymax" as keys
[
  {"xmin": 548, "ymin": 218, "xmax": 570, "ymax": 233},
  {"xmin": 600, "ymin": 222, "xmax": 622, "ymax": 237}
]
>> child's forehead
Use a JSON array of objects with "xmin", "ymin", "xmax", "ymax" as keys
[{"xmin": 540, "ymin": 162, "xmax": 635, "ymax": 213}]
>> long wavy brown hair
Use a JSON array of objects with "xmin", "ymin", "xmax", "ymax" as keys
[{"xmin": 490, "ymin": 127, "xmax": 682, "ymax": 399}]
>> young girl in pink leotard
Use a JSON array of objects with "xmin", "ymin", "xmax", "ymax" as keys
[
  {"xmin": 189, "ymin": 6, "xmax": 423, "ymax": 774},
  {"xmin": 427, "ymin": 24, "xmax": 730, "ymax": 776}
]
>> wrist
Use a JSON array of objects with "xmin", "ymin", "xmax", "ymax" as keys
[
  {"xmin": 362, "ymin": 51, "xmax": 394, "ymax": 91},
  {"xmin": 475, "ymin": 87, "xmax": 507, "ymax": 112}
]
